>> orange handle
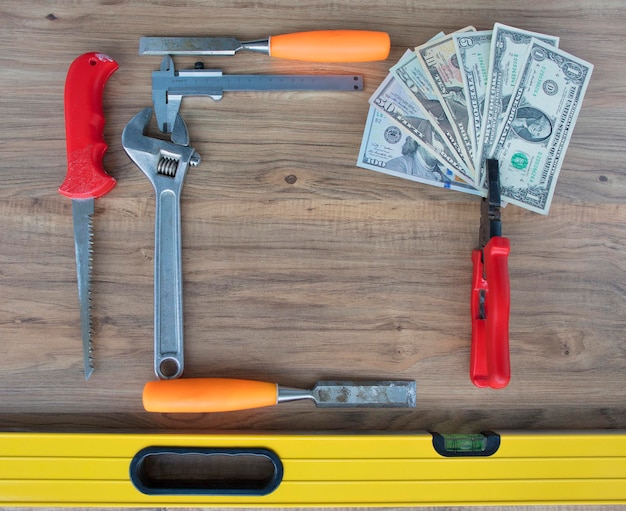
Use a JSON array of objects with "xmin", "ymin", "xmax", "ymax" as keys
[
  {"xmin": 269, "ymin": 30, "xmax": 390, "ymax": 62},
  {"xmin": 143, "ymin": 378, "xmax": 278, "ymax": 413}
]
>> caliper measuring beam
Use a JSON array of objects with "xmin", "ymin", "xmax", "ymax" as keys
[{"xmin": 152, "ymin": 55, "xmax": 364, "ymax": 133}]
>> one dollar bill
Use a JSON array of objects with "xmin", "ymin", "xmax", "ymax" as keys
[
  {"xmin": 491, "ymin": 38, "xmax": 593, "ymax": 214},
  {"xmin": 479, "ymin": 24, "xmax": 560, "ymax": 183}
]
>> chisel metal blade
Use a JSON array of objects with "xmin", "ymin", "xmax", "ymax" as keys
[
  {"xmin": 307, "ymin": 380, "xmax": 417, "ymax": 408},
  {"xmin": 140, "ymin": 36, "xmax": 259, "ymax": 56},
  {"xmin": 277, "ymin": 380, "xmax": 417, "ymax": 408},
  {"xmin": 71, "ymin": 198, "xmax": 95, "ymax": 380}
]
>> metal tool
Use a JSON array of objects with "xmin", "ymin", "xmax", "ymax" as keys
[
  {"xmin": 142, "ymin": 378, "xmax": 417, "ymax": 412},
  {"xmin": 152, "ymin": 55, "xmax": 364, "ymax": 134},
  {"xmin": 122, "ymin": 107, "xmax": 201, "ymax": 380},
  {"xmin": 470, "ymin": 159, "xmax": 511, "ymax": 389},
  {"xmin": 139, "ymin": 29, "xmax": 391, "ymax": 62},
  {"xmin": 59, "ymin": 52, "xmax": 119, "ymax": 380}
]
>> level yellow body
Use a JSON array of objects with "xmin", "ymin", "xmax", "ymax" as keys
[{"xmin": 1, "ymin": 430, "xmax": 625, "ymax": 507}]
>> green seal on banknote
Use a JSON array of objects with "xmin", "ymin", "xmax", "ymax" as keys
[{"xmin": 511, "ymin": 152, "xmax": 529, "ymax": 170}]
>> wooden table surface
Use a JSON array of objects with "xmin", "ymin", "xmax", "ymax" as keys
[{"xmin": 1, "ymin": 0, "xmax": 626, "ymax": 508}]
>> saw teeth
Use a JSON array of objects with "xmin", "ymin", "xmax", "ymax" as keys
[{"xmin": 87, "ymin": 214, "xmax": 94, "ymax": 373}]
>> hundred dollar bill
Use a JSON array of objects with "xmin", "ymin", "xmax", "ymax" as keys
[
  {"xmin": 357, "ymin": 106, "xmax": 481, "ymax": 196},
  {"xmin": 391, "ymin": 51, "xmax": 476, "ymax": 184},
  {"xmin": 479, "ymin": 23, "xmax": 559, "ymax": 184},
  {"xmin": 416, "ymin": 27, "xmax": 476, "ymax": 173},
  {"xmin": 453, "ymin": 30, "xmax": 492, "ymax": 171},
  {"xmin": 491, "ymin": 38, "xmax": 593, "ymax": 215},
  {"xmin": 369, "ymin": 59, "xmax": 473, "ymax": 183}
]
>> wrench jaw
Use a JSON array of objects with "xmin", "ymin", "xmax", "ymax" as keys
[
  {"xmin": 121, "ymin": 107, "xmax": 200, "ymax": 179},
  {"xmin": 122, "ymin": 107, "xmax": 201, "ymax": 380}
]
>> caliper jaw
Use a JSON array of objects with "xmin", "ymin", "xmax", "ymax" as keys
[{"xmin": 152, "ymin": 55, "xmax": 224, "ymax": 134}]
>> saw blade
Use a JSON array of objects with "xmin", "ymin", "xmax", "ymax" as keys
[{"xmin": 71, "ymin": 198, "xmax": 95, "ymax": 380}]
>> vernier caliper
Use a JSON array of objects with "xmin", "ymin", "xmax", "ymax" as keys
[{"xmin": 151, "ymin": 55, "xmax": 364, "ymax": 134}]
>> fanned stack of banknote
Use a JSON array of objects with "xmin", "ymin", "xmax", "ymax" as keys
[{"xmin": 357, "ymin": 23, "xmax": 593, "ymax": 214}]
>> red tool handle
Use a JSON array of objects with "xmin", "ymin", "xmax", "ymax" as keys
[
  {"xmin": 471, "ymin": 236, "xmax": 511, "ymax": 389},
  {"xmin": 59, "ymin": 52, "xmax": 119, "ymax": 199}
]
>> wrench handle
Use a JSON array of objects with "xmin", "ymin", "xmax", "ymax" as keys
[{"xmin": 154, "ymin": 187, "xmax": 184, "ymax": 379}]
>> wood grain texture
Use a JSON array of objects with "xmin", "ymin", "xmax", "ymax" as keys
[{"xmin": 1, "ymin": 0, "xmax": 626, "ymax": 509}]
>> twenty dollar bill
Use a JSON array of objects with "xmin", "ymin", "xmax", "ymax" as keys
[{"xmin": 369, "ymin": 58, "xmax": 473, "ymax": 183}]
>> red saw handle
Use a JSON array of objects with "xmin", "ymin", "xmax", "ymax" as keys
[
  {"xmin": 471, "ymin": 236, "xmax": 511, "ymax": 389},
  {"xmin": 59, "ymin": 52, "xmax": 119, "ymax": 199}
]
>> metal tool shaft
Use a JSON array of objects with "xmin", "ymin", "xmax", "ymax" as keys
[
  {"xmin": 71, "ymin": 198, "xmax": 95, "ymax": 379},
  {"xmin": 140, "ymin": 36, "xmax": 269, "ymax": 56},
  {"xmin": 153, "ymin": 172, "xmax": 185, "ymax": 380},
  {"xmin": 278, "ymin": 380, "xmax": 417, "ymax": 408},
  {"xmin": 122, "ymin": 108, "xmax": 201, "ymax": 380}
]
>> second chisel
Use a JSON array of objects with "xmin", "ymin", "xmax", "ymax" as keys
[
  {"xmin": 139, "ymin": 29, "xmax": 391, "ymax": 62},
  {"xmin": 143, "ymin": 378, "xmax": 416, "ymax": 413}
]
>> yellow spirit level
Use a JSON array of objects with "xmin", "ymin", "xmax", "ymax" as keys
[{"xmin": 0, "ymin": 430, "xmax": 625, "ymax": 506}]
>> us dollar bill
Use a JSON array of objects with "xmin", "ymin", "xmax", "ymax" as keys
[
  {"xmin": 391, "ymin": 51, "xmax": 476, "ymax": 184},
  {"xmin": 357, "ymin": 106, "xmax": 480, "ymax": 195},
  {"xmin": 479, "ymin": 24, "xmax": 560, "ymax": 183},
  {"xmin": 492, "ymin": 38, "xmax": 593, "ymax": 214},
  {"xmin": 416, "ymin": 27, "xmax": 476, "ymax": 174},
  {"xmin": 453, "ymin": 30, "xmax": 492, "ymax": 171},
  {"xmin": 369, "ymin": 59, "xmax": 473, "ymax": 183}
]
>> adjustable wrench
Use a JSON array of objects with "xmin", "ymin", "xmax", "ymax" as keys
[{"xmin": 122, "ymin": 107, "xmax": 201, "ymax": 379}]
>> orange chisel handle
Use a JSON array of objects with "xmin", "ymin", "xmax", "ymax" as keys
[
  {"xmin": 143, "ymin": 378, "xmax": 278, "ymax": 413},
  {"xmin": 269, "ymin": 30, "xmax": 390, "ymax": 62},
  {"xmin": 470, "ymin": 236, "xmax": 511, "ymax": 389}
]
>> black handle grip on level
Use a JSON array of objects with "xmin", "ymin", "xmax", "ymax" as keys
[{"xmin": 130, "ymin": 447, "xmax": 284, "ymax": 496}]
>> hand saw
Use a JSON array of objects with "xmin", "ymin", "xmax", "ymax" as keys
[{"xmin": 58, "ymin": 52, "xmax": 118, "ymax": 379}]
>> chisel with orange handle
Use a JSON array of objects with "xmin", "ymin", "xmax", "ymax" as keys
[
  {"xmin": 139, "ymin": 29, "xmax": 391, "ymax": 62},
  {"xmin": 470, "ymin": 159, "xmax": 511, "ymax": 389},
  {"xmin": 143, "ymin": 378, "xmax": 416, "ymax": 413}
]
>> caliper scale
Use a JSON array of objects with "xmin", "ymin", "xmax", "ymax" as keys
[{"xmin": 152, "ymin": 55, "xmax": 363, "ymax": 133}]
